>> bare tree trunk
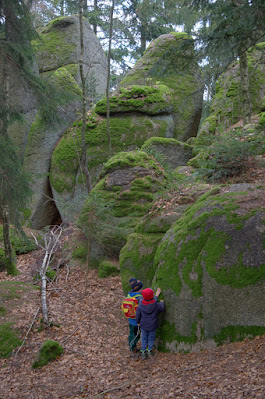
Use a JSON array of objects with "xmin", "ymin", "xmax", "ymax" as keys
[
  {"xmin": 84, "ymin": 211, "xmax": 93, "ymax": 295},
  {"xmin": 93, "ymin": 0, "xmax": 98, "ymax": 35},
  {"xmin": 239, "ymin": 51, "xmax": 252, "ymax": 125},
  {"xmin": 32, "ymin": 226, "xmax": 63, "ymax": 326},
  {"xmin": 2, "ymin": 205, "xmax": 13, "ymax": 272},
  {"xmin": 79, "ymin": 0, "xmax": 92, "ymax": 193},
  {"xmin": 106, "ymin": 0, "xmax": 115, "ymax": 158},
  {"xmin": 40, "ymin": 251, "xmax": 49, "ymax": 325}
]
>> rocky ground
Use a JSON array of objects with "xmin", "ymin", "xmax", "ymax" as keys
[{"xmin": 0, "ymin": 246, "xmax": 265, "ymax": 399}]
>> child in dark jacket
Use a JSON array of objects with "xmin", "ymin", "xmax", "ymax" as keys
[{"xmin": 136, "ymin": 287, "xmax": 165, "ymax": 359}]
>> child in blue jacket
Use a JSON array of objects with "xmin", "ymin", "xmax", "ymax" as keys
[
  {"xmin": 136, "ymin": 287, "xmax": 165, "ymax": 359},
  {"xmin": 127, "ymin": 278, "xmax": 143, "ymax": 355}
]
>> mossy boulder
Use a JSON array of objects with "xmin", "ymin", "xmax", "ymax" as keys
[
  {"xmin": 197, "ymin": 43, "xmax": 265, "ymax": 148},
  {"xmin": 120, "ymin": 203, "xmax": 189, "ymax": 292},
  {"xmin": 22, "ymin": 16, "xmax": 107, "ymax": 229},
  {"xmin": 141, "ymin": 137, "xmax": 193, "ymax": 169},
  {"xmin": 150, "ymin": 184, "xmax": 265, "ymax": 352},
  {"xmin": 33, "ymin": 15, "xmax": 107, "ymax": 98},
  {"xmin": 118, "ymin": 32, "xmax": 204, "ymax": 142},
  {"xmin": 49, "ymin": 112, "xmax": 171, "ymax": 222},
  {"xmin": 78, "ymin": 150, "xmax": 167, "ymax": 265}
]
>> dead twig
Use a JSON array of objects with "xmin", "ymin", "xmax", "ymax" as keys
[
  {"xmin": 91, "ymin": 380, "xmax": 132, "ymax": 398},
  {"xmin": 14, "ymin": 307, "xmax": 40, "ymax": 358},
  {"xmin": 62, "ymin": 319, "xmax": 87, "ymax": 345}
]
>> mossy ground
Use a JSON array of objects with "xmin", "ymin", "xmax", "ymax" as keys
[
  {"xmin": 0, "ymin": 323, "xmax": 22, "ymax": 358},
  {"xmin": 32, "ymin": 340, "xmax": 63, "ymax": 368},
  {"xmin": 98, "ymin": 260, "xmax": 120, "ymax": 278}
]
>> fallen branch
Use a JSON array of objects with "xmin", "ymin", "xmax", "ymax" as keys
[
  {"xmin": 62, "ymin": 319, "xmax": 87, "ymax": 345},
  {"xmin": 92, "ymin": 380, "xmax": 132, "ymax": 398},
  {"xmin": 14, "ymin": 307, "xmax": 40, "ymax": 358}
]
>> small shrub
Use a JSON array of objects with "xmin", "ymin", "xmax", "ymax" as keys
[
  {"xmin": 190, "ymin": 130, "xmax": 257, "ymax": 181},
  {"xmin": 72, "ymin": 245, "xmax": 87, "ymax": 263},
  {"xmin": 98, "ymin": 260, "xmax": 119, "ymax": 278},
  {"xmin": 0, "ymin": 306, "xmax": 6, "ymax": 316},
  {"xmin": 32, "ymin": 340, "xmax": 63, "ymax": 368},
  {"xmin": 0, "ymin": 324, "xmax": 22, "ymax": 358}
]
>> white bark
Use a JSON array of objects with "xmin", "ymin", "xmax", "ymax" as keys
[{"xmin": 32, "ymin": 226, "xmax": 62, "ymax": 325}]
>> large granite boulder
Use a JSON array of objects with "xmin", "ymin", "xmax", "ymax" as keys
[
  {"xmin": 49, "ymin": 32, "xmax": 202, "ymax": 222},
  {"xmin": 141, "ymin": 137, "xmax": 193, "ymax": 169},
  {"xmin": 150, "ymin": 184, "xmax": 265, "ymax": 352},
  {"xmin": 22, "ymin": 16, "xmax": 107, "ymax": 229},
  {"xmin": 99, "ymin": 32, "xmax": 204, "ymax": 142},
  {"xmin": 197, "ymin": 43, "xmax": 265, "ymax": 149},
  {"xmin": 78, "ymin": 150, "xmax": 167, "ymax": 265}
]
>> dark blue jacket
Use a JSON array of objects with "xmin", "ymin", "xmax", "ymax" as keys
[{"xmin": 136, "ymin": 298, "xmax": 165, "ymax": 331}]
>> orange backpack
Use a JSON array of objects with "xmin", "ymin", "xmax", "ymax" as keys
[{"xmin": 121, "ymin": 294, "xmax": 141, "ymax": 319}]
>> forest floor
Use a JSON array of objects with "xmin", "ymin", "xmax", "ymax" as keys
[
  {"xmin": 0, "ymin": 245, "xmax": 265, "ymax": 399},
  {"xmin": 0, "ymin": 155, "xmax": 265, "ymax": 399}
]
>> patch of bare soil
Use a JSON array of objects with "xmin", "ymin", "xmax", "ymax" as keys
[{"xmin": 0, "ymin": 250, "xmax": 265, "ymax": 399}]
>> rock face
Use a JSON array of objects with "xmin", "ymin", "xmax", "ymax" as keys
[
  {"xmin": 141, "ymin": 137, "xmax": 193, "ymax": 169},
  {"xmin": 50, "ymin": 32, "xmax": 203, "ymax": 222},
  {"xmin": 150, "ymin": 184, "xmax": 265, "ymax": 352},
  {"xmin": 78, "ymin": 151, "xmax": 167, "ymax": 265},
  {"xmin": 22, "ymin": 16, "xmax": 107, "ymax": 229},
  {"xmin": 118, "ymin": 32, "xmax": 204, "ymax": 142},
  {"xmin": 35, "ymin": 15, "xmax": 107, "ymax": 99},
  {"xmin": 197, "ymin": 43, "xmax": 265, "ymax": 148}
]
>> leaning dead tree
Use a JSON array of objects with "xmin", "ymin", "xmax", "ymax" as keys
[{"xmin": 32, "ymin": 225, "xmax": 62, "ymax": 325}]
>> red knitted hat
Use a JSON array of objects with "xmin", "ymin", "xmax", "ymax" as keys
[{"xmin": 142, "ymin": 288, "xmax": 154, "ymax": 301}]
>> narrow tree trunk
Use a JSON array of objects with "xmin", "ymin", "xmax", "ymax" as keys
[
  {"xmin": 239, "ymin": 51, "xmax": 252, "ymax": 125},
  {"xmin": 106, "ymin": 0, "xmax": 115, "ymax": 158},
  {"xmin": 40, "ymin": 251, "xmax": 49, "ymax": 325},
  {"xmin": 140, "ymin": 25, "xmax": 147, "ymax": 55},
  {"xmin": 79, "ymin": 0, "xmax": 92, "ymax": 193},
  {"xmin": 84, "ymin": 211, "xmax": 93, "ymax": 295},
  {"xmin": 93, "ymin": 0, "xmax": 98, "ymax": 35},
  {"xmin": 2, "ymin": 205, "xmax": 13, "ymax": 271}
]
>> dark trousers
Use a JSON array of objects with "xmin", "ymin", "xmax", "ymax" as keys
[{"xmin": 128, "ymin": 324, "xmax": 140, "ymax": 351}]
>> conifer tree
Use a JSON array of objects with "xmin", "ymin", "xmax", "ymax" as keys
[{"xmin": 184, "ymin": 0, "xmax": 265, "ymax": 120}]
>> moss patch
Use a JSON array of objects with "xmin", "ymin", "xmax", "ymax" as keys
[
  {"xmin": 95, "ymin": 84, "xmax": 173, "ymax": 116},
  {"xmin": 214, "ymin": 325, "xmax": 265, "ymax": 346},
  {"xmin": 98, "ymin": 260, "xmax": 119, "ymax": 278},
  {"xmin": 0, "ymin": 323, "xmax": 22, "ymax": 358},
  {"xmin": 120, "ymin": 232, "xmax": 163, "ymax": 292},
  {"xmin": 154, "ymin": 188, "xmax": 265, "ymax": 296},
  {"xmin": 32, "ymin": 340, "xmax": 63, "ymax": 368}
]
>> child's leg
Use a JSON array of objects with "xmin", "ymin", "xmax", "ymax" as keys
[
  {"xmin": 147, "ymin": 330, "xmax": 156, "ymax": 351},
  {"xmin": 141, "ymin": 329, "xmax": 148, "ymax": 352},
  {"xmin": 129, "ymin": 324, "xmax": 139, "ymax": 350}
]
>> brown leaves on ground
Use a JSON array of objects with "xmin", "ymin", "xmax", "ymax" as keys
[{"xmin": 0, "ymin": 252, "xmax": 265, "ymax": 399}]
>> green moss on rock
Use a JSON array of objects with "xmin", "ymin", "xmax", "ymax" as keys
[
  {"xmin": 214, "ymin": 325, "xmax": 265, "ymax": 346},
  {"xmin": 95, "ymin": 85, "xmax": 173, "ymax": 115},
  {"xmin": 154, "ymin": 188, "xmax": 265, "ymax": 297},
  {"xmin": 50, "ymin": 114, "xmax": 168, "ymax": 193}
]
